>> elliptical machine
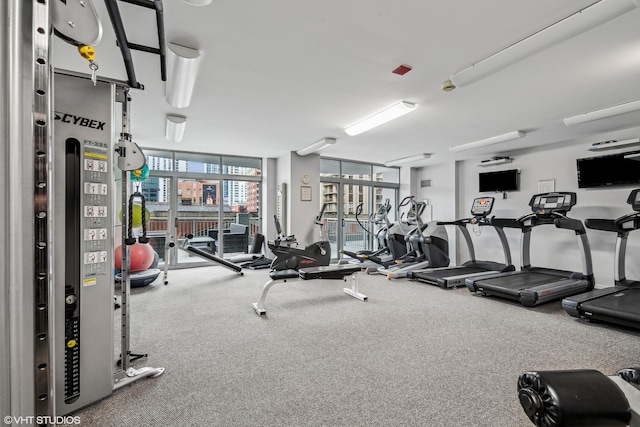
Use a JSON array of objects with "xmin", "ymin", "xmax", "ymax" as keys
[
  {"xmin": 340, "ymin": 198, "xmax": 392, "ymax": 263},
  {"xmin": 359, "ymin": 195, "xmax": 418, "ymax": 267},
  {"xmin": 268, "ymin": 204, "xmax": 331, "ymax": 270},
  {"xmin": 376, "ymin": 197, "xmax": 449, "ymax": 279}
]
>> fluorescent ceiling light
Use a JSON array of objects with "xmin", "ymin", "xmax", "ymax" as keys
[
  {"xmin": 449, "ymin": 0, "xmax": 639, "ymax": 88},
  {"xmin": 345, "ymin": 101, "xmax": 417, "ymax": 136},
  {"xmin": 564, "ymin": 99, "xmax": 640, "ymax": 126},
  {"xmin": 166, "ymin": 115, "xmax": 187, "ymax": 142},
  {"xmin": 384, "ymin": 153, "xmax": 431, "ymax": 167},
  {"xmin": 296, "ymin": 138, "xmax": 336, "ymax": 156},
  {"xmin": 588, "ymin": 138, "xmax": 640, "ymax": 151},
  {"xmin": 477, "ymin": 157, "xmax": 512, "ymax": 167},
  {"xmin": 166, "ymin": 43, "xmax": 202, "ymax": 108},
  {"xmin": 624, "ymin": 152, "xmax": 640, "ymax": 161},
  {"xmin": 449, "ymin": 131, "xmax": 526, "ymax": 153}
]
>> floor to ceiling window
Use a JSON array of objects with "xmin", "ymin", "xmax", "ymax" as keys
[
  {"xmin": 139, "ymin": 149, "xmax": 262, "ymax": 269},
  {"xmin": 320, "ymin": 158, "xmax": 400, "ymax": 261}
]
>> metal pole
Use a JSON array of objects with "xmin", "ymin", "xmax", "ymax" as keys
[
  {"xmin": 32, "ymin": 0, "xmax": 54, "ymax": 417},
  {"xmin": 120, "ymin": 91, "xmax": 132, "ymax": 372}
]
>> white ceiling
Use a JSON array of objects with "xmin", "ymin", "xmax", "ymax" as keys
[{"xmin": 52, "ymin": 0, "xmax": 640, "ymax": 166}]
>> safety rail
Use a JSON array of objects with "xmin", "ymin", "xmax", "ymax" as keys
[{"xmin": 325, "ymin": 218, "xmax": 375, "ymax": 251}]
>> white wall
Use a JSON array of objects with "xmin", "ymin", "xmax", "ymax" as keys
[
  {"xmin": 451, "ymin": 142, "xmax": 640, "ymax": 287},
  {"xmin": 416, "ymin": 161, "xmax": 459, "ymax": 263},
  {"xmin": 262, "ymin": 157, "xmax": 277, "ymax": 244},
  {"xmin": 275, "ymin": 152, "xmax": 321, "ymax": 245}
]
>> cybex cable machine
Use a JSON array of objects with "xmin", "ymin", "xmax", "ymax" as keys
[
  {"xmin": 53, "ymin": 72, "xmax": 164, "ymax": 416},
  {"xmin": 1, "ymin": 0, "xmax": 165, "ymax": 423}
]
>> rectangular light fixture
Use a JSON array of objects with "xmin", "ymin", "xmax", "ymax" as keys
[
  {"xmin": 296, "ymin": 138, "xmax": 336, "ymax": 156},
  {"xmin": 384, "ymin": 153, "xmax": 431, "ymax": 167},
  {"xmin": 166, "ymin": 115, "xmax": 187, "ymax": 142},
  {"xmin": 345, "ymin": 101, "xmax": 417, "ymax": 136},
  {"xmin": 449, "ymin": 131, "xmax": 526, "ymax": 153},
  {"xmin": 624, "ymin": 152, "xmax": 640, "ymax": 161},
  {"xmin": 449, "ymin": 0, "xmax": 639, "ymax": 88},
  {"xmin": 166, "ymin": 42, "xmax": 202, "ymax": 108},
  {"xmin": 588, "ymin": 137, "xmax": 640, "ymax": 151},
  {"xmin": 564, "ymin": 99, "xmax": 640, "ymax": 126},
  {"xmin": 477, "ymin": 157, "xmax": 512, "ymax": 167}
]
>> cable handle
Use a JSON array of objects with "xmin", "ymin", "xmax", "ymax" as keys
[{"xmin": 126, "ymin": 191, "xmax": 149, "ymax": 245}]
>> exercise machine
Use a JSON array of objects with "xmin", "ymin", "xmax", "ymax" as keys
[
  {"xmin": 407, "ymin": 197, "xmax": 515, "ymax": 288},
  {"xmin": 254, "ymin": 204, "xmax": 369, "ymax": 315},
  {"xmin": 6, "ymin": 0, "xmax": 167, "ymax": 419},
  {"xmin": 563, "ymin": 188, "xmax": 640, "ymax": 329},
  {"xmin": 517, "ymin": 368, "xmax": 640, "ymax": 426},
  {"xmin": 180, "ymin": 234, "xmax": 244, "ymax": 275},
  {"xmin": 268, "ymin": 204, "xmax": 331, "ymax": 271},
  {"xmin": 376, "ymin": 197, "xmax": 449, "ymax": 279},
  {"xmin": 465, "ymin": 192, "xmax": 594, "ymax": 306},
  {"xmin": 228, "ymin": 233, "xmax": 272, "ymax": 269},
  {"xmin": 251, "ymin": 264, "xmax": 367, "ymax": 316},
  {"xmin": 339, "ymin": 198, "xmax": 393, "ymax": 267},
  {"xmin": 361, "ymin": 196, "xmax": 418, "ymax": 268},
  {"xmin": 51, "ymin": 72, "xmax": 164, "ymax": 416}
]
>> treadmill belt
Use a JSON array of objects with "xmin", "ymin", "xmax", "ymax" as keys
[
  {"xmin": 476, "ymin": 272, "xmax": 562, "ymax": 290},
  {"xmin": 581, "ymin": 288, "xmax": 640, "ymax": 324},
  {"xmin": 413, "ymin": 266, "xmax": 488, "ymax": 284}
]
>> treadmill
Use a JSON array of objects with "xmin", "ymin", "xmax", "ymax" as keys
[
  {"xmin": 465, "ymin": 192, "xmax": 595, "ymax": 306},
  {"xmin": 407, "ymin": 197, "xmax": 515, "ymax": 288},
  {"xmin": 563, "ymin": 188, "xmax": 640, "ymax": 329}
]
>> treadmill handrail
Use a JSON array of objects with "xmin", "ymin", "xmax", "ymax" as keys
[
  {"xmin": 586, "ymin": 213, "xmax": 640, "ymax": 233},
  {"xmin": 586, "ymin": 218, "xmax": 620, "ymax": 233},
  {"xmin": 437, "ymin": 217, "xmax": 493, "ymax": 227},
  {"xmin": 554, "ymin": 217, "xmax": 587, "ymax": 234},
  {"xmin": 585, "ymin": 211, "xmax": 640, "ymax": 284},
  {"xmin": 490, "ymin": 217, "xmax": 525, "ymax": 229}
]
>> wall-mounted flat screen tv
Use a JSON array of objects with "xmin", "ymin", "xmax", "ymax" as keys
[
  {"xmin": 479, "ymin": 169, "xmax": 519, "ymax": 192},
  {"xmin": 577, "ymin": 151, "xmax": 640, "ymax": 188}
]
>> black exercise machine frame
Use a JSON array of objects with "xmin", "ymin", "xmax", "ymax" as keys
[
  {"xmin": 103, "ymin": 0, "xmax": 167, "ymax": 90},
  {"xmin": 563, "ymin": 188, "xmax": 640, "ymax": 328},
  {"xmin": 465, "ymin": 192, "xmax": 595, "ymax": 306},
  {"xmin": 408, "ymin": 197, "xmax": 515, "ymax": 288}
]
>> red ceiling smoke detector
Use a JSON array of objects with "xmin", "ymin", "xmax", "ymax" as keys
[{"xmin": 392, "ymin": 64, "xmax": 412, "ymax": 76}]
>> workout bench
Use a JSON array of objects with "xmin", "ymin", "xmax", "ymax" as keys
[{"xmin": 252, "ymin": 264, "xmax": 367, "ymax": 316}]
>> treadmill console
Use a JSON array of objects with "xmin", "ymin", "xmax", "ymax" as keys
[
  {"xmin": 529, "ymin": 192, "xmax": 576, "ymax": 215},
  {"xmin": 470, "ymin": 197, "xmax": 494, "ymax": 218},
  {"xmin": 627, "ymin": 188, "xmax": 640, "ymax": 212}
]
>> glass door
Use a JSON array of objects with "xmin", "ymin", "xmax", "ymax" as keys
[
  {"xmin": 141, "ymin": 176, "xmax": 172, "ymax": 266},
  {"xmin": 320, "ymin": 183, "xmax": 397, "ymax": 261},
  {"xmin": 342, "ymin": 183, "xmax": 371, "ymax": 257},
  {"xmin": 222, "ymin": 179, "xmax": 261, "ymax": 257},
  {"xmin": 320, "ymin": 159, "xmax": 399, "ymax": 261},
  {"xmin": 175, "ymin": 178, "xmax": 221, "ymax": 266},
  {"xmin": 320, "ymin": 182, "xmax": 340, "ymax": 257}
]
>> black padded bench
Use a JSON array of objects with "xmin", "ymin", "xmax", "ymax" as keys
[{"xmin": 252, "ymin": 264, "xmax": 367, "ymax": 316}]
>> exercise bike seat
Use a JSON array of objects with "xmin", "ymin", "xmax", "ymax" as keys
[{"xmin": 298, "ymin": 264, "xmax": 361, "ymax": 280}]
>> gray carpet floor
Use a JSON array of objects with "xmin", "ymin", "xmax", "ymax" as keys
[{"xmin": 72, "ymin": 265, "xmax": 640, "ymax": 426}]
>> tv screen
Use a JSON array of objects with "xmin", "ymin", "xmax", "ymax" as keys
[
  {"xmin": 479, "ymin": 169, "xmax": 518, "ymax": 192},
  {"xmin": 577, "ymin": 151, "xmax": 640, "ymax": 188}
]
